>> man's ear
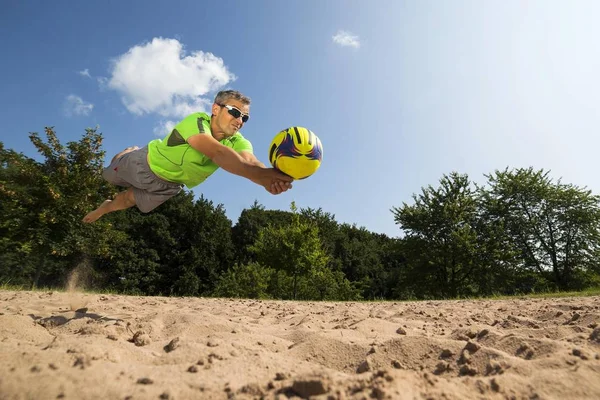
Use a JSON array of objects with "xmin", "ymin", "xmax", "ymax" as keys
[{"xmin": 211, "ymin": 103, "xmax": 220, "ymax": 116}]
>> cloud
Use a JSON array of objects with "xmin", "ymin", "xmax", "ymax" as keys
[
  {"xmin": 106, "ymin": 37, "xmax": 235, "ymax": 118},
  {"xmin": 332, "ymin": 30, "xmax": 361, "ymax": 48},
  {"xmin": 153, "ymin": 120, "xmax": 177, "ymax": 137},
  {"xmin": 96, "ymin": 76, "xmax": 109, "ymax": 92},
  {"xmin": 64, "ymin": 95, "xmax": 93, "ymax": 117},
  {"xmin": 78, "ymin": 69, "xmax": 91, "ymax": 78}
]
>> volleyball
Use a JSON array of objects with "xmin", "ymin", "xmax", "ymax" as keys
[{"xmin": 268, "ymin": 127, "xmax": 323, "ymax": 180}]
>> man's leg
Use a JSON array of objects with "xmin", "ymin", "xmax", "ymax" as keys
[
  {"xmin": 82, "ymin": 188, "xmax": 136, "ymax": 223},
  {"xmin": 102, "ymin": 146, "xmax": 141, "ymax": 187},
  {"xmin": 86, "ymin": 146, "xmax": 141, "ymax": 223}
]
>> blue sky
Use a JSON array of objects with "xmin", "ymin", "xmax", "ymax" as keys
[{"xmin": 1, "ymin": 1, "xmax": 599, "ymax": 237}]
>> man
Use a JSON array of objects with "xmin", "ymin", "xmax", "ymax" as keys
[{"xmin": 83, "ymin": 90, "xmax": 293, "ymax": 223}]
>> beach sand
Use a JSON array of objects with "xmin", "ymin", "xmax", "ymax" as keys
[{"xmin": 1, "ymin": 289, "xmax": 599, "ymax": 399}]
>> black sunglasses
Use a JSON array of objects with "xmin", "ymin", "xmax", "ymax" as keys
[{"xmin": 218, "ymin": 104, "xmax": 249, "ymax": 123}]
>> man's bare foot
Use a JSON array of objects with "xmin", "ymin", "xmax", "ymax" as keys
[{"xmin": 82, "ymin": 200, "xmax": 112, "ymax": 223}]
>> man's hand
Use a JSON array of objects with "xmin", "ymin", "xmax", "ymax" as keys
[
  {"xmin": 238, "ymin": 151, "xmax": 292, "ymax": 194},
  {"xmin": 269, "ymin": 179, "xmax": 293, "ymax": 194},
  {"xmin": 252, "ymin": 168, "xmax": 293, "ymax": 195}
]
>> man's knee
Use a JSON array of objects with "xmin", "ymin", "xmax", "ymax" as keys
[{"xmin": 124, "ymin": 189, "xmax": 137, "ymax": 207}]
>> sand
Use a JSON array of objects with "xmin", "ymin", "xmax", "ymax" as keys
[{"xmin": 1, "ymin": 289, "xmax": 599, "ymax": 400}]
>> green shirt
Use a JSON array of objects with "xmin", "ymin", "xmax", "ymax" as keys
[{"xmin": 147, "ymin": 112, "xmax": 253, "ymax": 188}]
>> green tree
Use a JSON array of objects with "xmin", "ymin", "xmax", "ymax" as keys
[
  {"xmin": 331, "ymin": 224, "xmax": 390, "ymax": 299},
  {"xmin": 482, "ymin": 167, "xmax": 600, "ymax": 290},
  {"xmin": 250, "ymin": 202, "xmax": 329, "ymax": 299},
  {"xmin": 231, "ymin": 201, "xmax": 293, "ymax": 264},
  {"xmin": 304, "ymin": 263, "xmax": 361, "ymax": 300},
  {"xmin": 0, "ymin": 127, "xmax": 120, "ymax": 287},
  {"xmin": 231, "ymin": 203, "xmax": 396, "ymax": 300},
  {"xmin": 100, "ymin": 191, "xmax": 234, "ymax": 296},
  {"xmin": 392, "ymin": 172, "xmax": 482, "ymax": 298},
  {"xmin": 299, "ymin": 207, "xmax": 340, "ymax": 255},
  {"xmin": 212, "ymin": 262, "xmax": 274, "ymax": 299}
]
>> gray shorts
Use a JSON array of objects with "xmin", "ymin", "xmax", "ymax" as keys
[{"xmin": 102, "ymin": 146, "xmax": 182, "ymax": 213}]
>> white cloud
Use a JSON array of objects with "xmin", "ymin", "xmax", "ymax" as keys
[
  {"xmin": 153, "ymin": 120, "xmax": 177, "ymax": 137},
  {"xmin": 106, "ymin": 37, "xmax": 235, "ymax": 118},
  {"xmin": 78, "ymin": 69, "xmax": 91, "ymax": 78},
  {"xmin": 96, "ymin": 77, "xmax": 109, "ymax": 91},
  {"xmin": 64, "ymin": 95, "xmax": 93, "ymax": 117},
  {"xmin": 332, "ymin": 30, "xmax": 361, "ymax": 48}
]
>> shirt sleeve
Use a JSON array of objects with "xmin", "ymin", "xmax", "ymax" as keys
[
  {"xmin": 231, "ymin": 134, "xmax": 254, "ymax": 154},
  {"xmin": 171, "ymin": 113, "xmax": 211, "ymax": 142}
]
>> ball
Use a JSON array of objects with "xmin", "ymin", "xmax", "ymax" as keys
[{"xmin": 268, "ymin": 127, "xmax": 323, "ymax": 180}]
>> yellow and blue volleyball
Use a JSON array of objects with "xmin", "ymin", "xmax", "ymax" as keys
[{"xmin": 268, "ymin": 127, "xmax": 323, "ymax": 180}]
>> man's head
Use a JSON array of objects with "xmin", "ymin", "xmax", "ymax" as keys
[{"xmin": 211, "ymin": 90, "xmax": 251, "ymax": 139}]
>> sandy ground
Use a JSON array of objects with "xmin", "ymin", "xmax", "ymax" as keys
[{"xmin": 1, "ymin": 290, "xmax": 599, "ymax": 400}]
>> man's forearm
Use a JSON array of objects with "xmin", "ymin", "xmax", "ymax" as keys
[
  {"xmin": 211, "ymin": 146, "xmax": 262, "ymax": 181},
  {"xmin": 250, "ymin": 159, "xmax": 266, "ymax": 168}
]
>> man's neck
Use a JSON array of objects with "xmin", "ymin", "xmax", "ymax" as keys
[{"xmin": 210, "ymin": 120, "xmax": 226, "ymax": 141}]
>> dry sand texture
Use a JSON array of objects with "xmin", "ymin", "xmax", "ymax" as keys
[{"xmin": 1, "ymin": 289, "xmax": 600, "ymax": 400}]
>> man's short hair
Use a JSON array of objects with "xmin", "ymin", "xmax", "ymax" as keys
[{"xmin": 214, "ymin": 90, "xmax": 251, "ymax": 106}]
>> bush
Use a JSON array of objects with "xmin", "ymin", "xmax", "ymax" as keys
[{"xmin": 212, "ymin": 262, "xmax": 273, "ymax": 299}]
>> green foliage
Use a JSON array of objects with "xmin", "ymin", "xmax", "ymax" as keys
[
  {"xmin": 231, "ymin": 200, "xmax": 293, "ymax": 264},
  {"xmin": 249, "ymin": 202, "xmax": 329, "ymax": 299},
  {"xmin": 299, "ymin": 207, "xmax": 340, "ymax": 255},
  {"xmin": 303, "ymin": 263, "xmax": 362, "ymax": 300},
  {"xmin": 99, "ymin": 192, "xmax": 234, "ymax": 296},
  {"xmin": 331, "ymin": 224, "xmax": 390, "ymax": 299},
  {"xmin": 2, "ymin": 126, "xmax": 599, "ymax": 301},
  {"xmin": 236, "ymin": 202, "xmax": 362, "ymax": 301},
  {"xmin": 231, "ymin": 203, "xmax": 396, "ymax": 300},
  {"xmin": 482, "ymin": 167, "xmax": 600, "ymax": 290},
  {"xmin": 0, "ymin": 127, "xmax": 120, "ymax": 287},
  {"xmin": 392, "ymin": 168, "xmax": 600, "ymax": 298},
  {"xmin": 392, "ymin": 172, "xmax": 482, "ymax": 298},
  {"xmin": 212, "ymin": 262, "xmax": 274, "ymax": 299}
]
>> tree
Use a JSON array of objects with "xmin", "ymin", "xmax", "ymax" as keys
[
  {"xmin": 100, "ymin": 191, "xmax": 235, "ymax": 296},
  {"xmin": 392, "ymin": 172, "xmax": 482, "ymax": 298},
  {"xmin": 299, "ymin": 207, "xmax": 340, "ymax": 255},
  {"xmin": 482, "ymin": 167, "xmax": 600, "ymax": 290},
  {"xmin": 0, "ymin": 127, "xmax": 120, "ymax": 287},
  {"xmin": 250, "ymin": 202, "xmax": 329, "ymax": 299},
  {"xmin": 231, "ymin": 200, "xmax": 293, "ymax": 264},
  {"xmin": 212, "ymin": 262, "xmax": 274, "ymax": 299},
  {"xmin": 326, "ymin": 224, "xmax": 386, "ymax": 298}
]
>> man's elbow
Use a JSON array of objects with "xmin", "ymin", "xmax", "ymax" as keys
[{"xmin": 193, "ymin": 142, "xmax": 222, "ymax": 161}]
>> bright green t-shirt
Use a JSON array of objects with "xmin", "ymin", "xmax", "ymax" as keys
[{"xmin": 147, "ymin": 112, "xmax": 253, "ymax": 188}]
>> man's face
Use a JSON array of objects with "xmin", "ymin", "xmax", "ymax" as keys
[{"xmin": 212, "ymin": 99, "xmax": 250, "ymax": 138}]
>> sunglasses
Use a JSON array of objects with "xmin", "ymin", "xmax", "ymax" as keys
[{"xmin": 218, "ymin": 104, "xmax": 249, "ymax": 123}]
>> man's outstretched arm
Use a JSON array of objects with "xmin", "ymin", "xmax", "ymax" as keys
[
  {"xmin": 187, "ymin": 134, "xmax": 292, "ymax": 194},
  {"xmin": 238, "ymin": 151, "xmax": 266, "ymax": 168}
]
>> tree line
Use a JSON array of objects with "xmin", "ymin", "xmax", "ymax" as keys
[{"xmin": 1, "ymin": 127, "xmax": 599, "ymax": 300}]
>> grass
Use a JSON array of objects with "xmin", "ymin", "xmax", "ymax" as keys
[
  {"xmin": 489, "ymin": 286, "xmax": 600, "ymax": 300},
  {"xmin": 2, "ymin": 281, "xmax": 600, "ymax": 302},
  {"xmin": 0, "ymin": 282, "xmax": 122, "ymax": 295}
]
